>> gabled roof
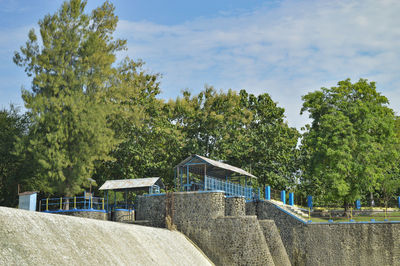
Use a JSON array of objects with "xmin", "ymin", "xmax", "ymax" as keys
[
  {"xmin": 99, "ymin": 177, "xmax": 163, "ymax": 191},
  {"xmin": 176, "ymin": 154, "xmax": 257, "ymax": 179}
]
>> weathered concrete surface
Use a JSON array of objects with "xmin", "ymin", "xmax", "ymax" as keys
[{"xmin": 0, "ymin": 207, "xmax": 213, "ymax": 266}]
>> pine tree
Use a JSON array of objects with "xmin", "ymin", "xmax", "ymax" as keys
[{"xmin": 13, "ymin": 0, "xmax": 125, "ymax": 197}]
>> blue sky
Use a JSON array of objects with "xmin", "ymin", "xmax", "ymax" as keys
[{"xmin": 1, "ymin": 0, "xmax": 400, "ymax": 129}]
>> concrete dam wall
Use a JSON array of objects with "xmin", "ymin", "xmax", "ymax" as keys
[{"xmin": 0, "ymin": 207, "xmax": 212, "ymax": 266}]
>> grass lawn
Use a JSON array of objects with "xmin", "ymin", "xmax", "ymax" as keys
[{"xmin": 309, "ymin": 212, "xmax": 400, "ymax": 223}]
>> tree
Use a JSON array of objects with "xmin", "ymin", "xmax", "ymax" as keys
[
  {"xmin": 13, "ymin": 0, "xmax": 125, "ymax": 197},
  {"xmin": 170, "ymin": 87, "xmax": 299, "ymax": 189},
  {"xmin": 0, "ymin": 106, "xmax": 29, "ymax": 206},
  {"xmin": 94, "ymin": 59, "xmax": 185, "ymax": 189},
  {"xmin": 300, "ymin": 79, "xmax": 400, "ymax": 208},
  {"xmin": 236, "ymin": 91, "xmax": 299, "ymax": 189}
]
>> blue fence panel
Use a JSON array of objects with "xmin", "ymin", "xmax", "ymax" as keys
[{"xmin": 205, "ymin": 175, "xmax": 253, "ymax": 200}]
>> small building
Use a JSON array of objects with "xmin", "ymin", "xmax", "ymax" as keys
[
  {"xmin": 18, "ymin": 191, "xmax": 37, "ymax": 211},
  {"xmin": 175, "ymin": 154, "xmax": 257, "ymax": 200},
  {"xmin": 99, "ymin": 177, "xmax": 164, "ymax": 213}
]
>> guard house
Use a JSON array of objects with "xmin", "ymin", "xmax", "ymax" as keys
[
  {"xmin": 175, "ymin": 155, "xmax": 257, "ymax": 200},
  {"xmin": 18, "ymin": 191, "xmax": 37, "ymax": 211},
  {"xmin": 99, "ymin": 177, "xmax": 164, "ymax": 212}
]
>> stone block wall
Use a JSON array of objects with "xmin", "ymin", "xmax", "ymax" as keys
[
  {"xmin": 180, "ymin": 216, "xmax": 275, "ymax": 266},
  {"xmin": 171, "ymin": 192, "xmax": 225, "ymax": 226},
  {"xmin": 61, "ymin": 210, "xmax": 107, "ymax": 221},
  {"xmin": 250, "ymin": 200, "xmax": 305, "ymax": 260},
  {"xmin": 258, "ymin": 220, "xmax": 291, "ymax": 266},
  {"xmin": 135, "ymin": 192, "xmax": 400, "ymax": 266},
  {"xmin": 292, "ymin": 223, "xmax": 400, "ymax": 266},
  {"xmin": 135, "ymin": 192, "xmax": 276, "ymax": 265},
  {"xmin": 248, "ymin": 200, "xmax": 400, "ymax": 266},
  {"xmin": 225, "ymin": 197, "xmax": 245, "ymax": 216},
  {"xmin": 113, "ymin": 210, "xmax": 134, "ymax": 223},
  {"xmin": 135, "ymin": 191, "xmax": 225, "ymax": 228},
  {"xmin": 135, "ymin": 195, "xmax": 166, "ymax": 227}
]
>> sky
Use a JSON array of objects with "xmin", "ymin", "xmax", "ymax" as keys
[{"xmin": 1, "ymin": 0, "xmax": 400, "ymax": 129}]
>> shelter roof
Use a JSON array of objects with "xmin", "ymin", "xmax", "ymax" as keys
[
  {"xmin": 176, "ymin": 154, "xmax": 257, "ymax": 179},
  {"xmin": 18, "ymin": 191, "xmax": 37, "ymax": 196},
  {"xmin": 99, "ymin": 177, "xmax": 163, "ymax": 191}
]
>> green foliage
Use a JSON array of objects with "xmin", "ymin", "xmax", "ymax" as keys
[
  {"xmin": 14, "ymin": 0, "xmax": 124, "ymax": 196},
  {"xmin": 93, "ymin": 58, "xmax": 184, "ymax": 189},
  {"xmin": 0, "ymin": 106, "xmax": 30, "ymax": 206},
  {"xmin": 300, "ymin": 79, "xmax": 400, "ymax": 207},
  {"xmin": 169, "ymin": 87, "xmax": 299, "ymax": 189}
]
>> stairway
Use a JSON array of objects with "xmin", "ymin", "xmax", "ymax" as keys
[{"xmin": 269, "ymin": 199, "xmax": 309, "ymax": 221}]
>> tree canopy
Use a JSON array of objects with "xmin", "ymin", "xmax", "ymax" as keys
[
  {"xmin": 14, "ymin": 0, "xmax": 125, "ymax": 196},
  {"xmin": 169, "ymin": 87, "xmax": 299, "ymax": 189},
  {"xmin": 300, "ymin": 79, "xmax": 400, "ymax": 207}
]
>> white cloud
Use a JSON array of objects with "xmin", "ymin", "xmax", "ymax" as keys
[{"xmin": 114, "ymin": 0, "xmax": 400, "ymax": 129}]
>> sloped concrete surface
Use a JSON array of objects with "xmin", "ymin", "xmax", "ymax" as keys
[{"xmin": 0, "ymin": 207, "xmax": 213, "ymax": 266}]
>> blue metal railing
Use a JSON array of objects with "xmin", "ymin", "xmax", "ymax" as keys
[
  {"xmin": 40, "ymin": 196, "xmax": 105, "ymax": 212},
  {"xmin": 205, "ymin": 175, "xmax": 253, "ymax": 199}
]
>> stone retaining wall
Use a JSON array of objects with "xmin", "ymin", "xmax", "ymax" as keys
[
  {"xmin": 259, "ymin": 220, "xmax": 291, "ymax": 266},
  {"xmin": 135, "ymin": 192, "xmax": 276, "ymax": 265},
  {"xmin": 113, "ymin": 210, "xmax": 134, "ymax": 223},
  {"xmin": 225, "ymin": 197, "xmax": 245, "ymax": 216},
  {"xmin": 135, "ymin": 192, "xmax": 400, "ymax": 266},
  {"xmin": 135, "ymin": 195, "xmax": 166, "ymax": 227},
  {"xmin": 250, "ymin": 200, "xmax": 304, "ymax": 259},
  {"xmin": 292, "ymin": 223, "xmax": 400, "ymax": 266},
  {"xmin": 249, "ymin": 200, "xmax": 400, "ymax": 266},
  {"xmin": 180, "ymin": 216, "xmax": 275, "ymax": 265},
  {"xmin": 55, "ymin": 210, "xmax": 107, "ymax": 221}
]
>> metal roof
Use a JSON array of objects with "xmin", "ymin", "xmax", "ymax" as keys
[
  {"xmin": 99, "ymin": 177, "xmax": 162, "ymax": 191},
  {"xmin": 176, "ymin": 154, "xmax": 257, "ymax": 179},
  {"xmin": 18, "ymin": 191, "xmax": 38, "ymax": 196}
]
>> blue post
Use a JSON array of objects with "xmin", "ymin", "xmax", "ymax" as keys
[
  {"xmin": 88, "ymin": 195, "xmax": 91, "ymax": 209},
  {"xmin": 289, "ymin": 192, "xmax": 294, "ymax": 206},
  {"xmin": 398, "ymin": 196, "xmax": 400, "ymax": 208},
  {"xmin": 114, "ymin": 190, "xmax": 116, "ymax": 210},
  {"xmin": 307, "ymin": 195, "xmax": 313, "ymax": 210},
  {"xmin": 106, "ymin": 190, "xmax": 109, "ymax": 212},
  {"xmin": 265, "ymin": 186, "xmax": 271, "ymax": 200},
  {"xmin": 356, "ymin": 199, "xmax": 361, "ymax": 210},
  {"xmin": 258, "ymin": 188, "xmax": 260, "ymax": 200},
  {"xmin": 186, "ymin": 165, "xmax": 189, "ymax": 191},
  {"xmin": 180, "ymin": 169, "xmax": 183, "ymax": 191},
  {"xmin": 84, "ymin": 191, "xmax": 86, "ymax": 209},
  {"xmin": 281, "ymin": 190, "xmax": 286, "ymax": 205}
]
